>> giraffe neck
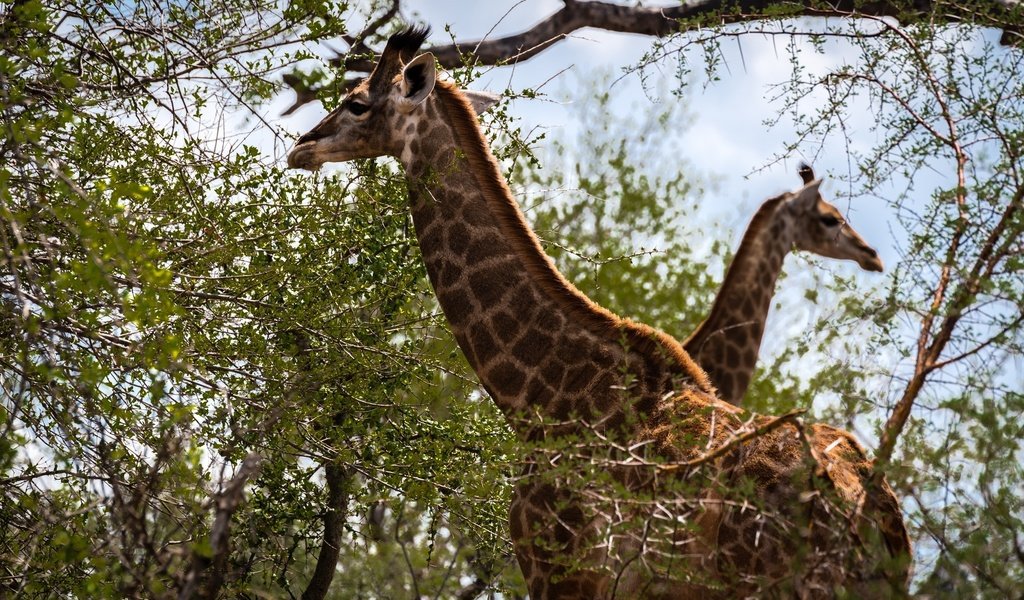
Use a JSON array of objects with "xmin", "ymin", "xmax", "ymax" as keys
[
  {"xmin": 398, "ymin": 82, "xmax": 709, "ymax": 433},
  {"xmin": 683, "ymin": 198, "xmax": 793, "ymax": 405}
]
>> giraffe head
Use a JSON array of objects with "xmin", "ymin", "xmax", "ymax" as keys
[
  {"xmin": 785, "ymin": 164, "xmax": 883, "ymax": 272},
  {"xmin": 287, "ymin": 26, "xmax": 500, "ymax": 171}
]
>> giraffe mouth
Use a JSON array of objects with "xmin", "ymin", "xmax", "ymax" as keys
[
  {"xmin": 286, "ymin": 141, "xmax": 324, "ymax": 171},
  {"xmin": 863, "ymin": 258, "xmax": 884, "ymax": 272},
  {"xmin": 858, "ymin": 249, "xmax": 884, "ymax": 272}
]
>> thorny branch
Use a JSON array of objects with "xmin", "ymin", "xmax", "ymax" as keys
[{"xmin": 660, "ymin": 408, "xmax": 806, "ymax": 471}]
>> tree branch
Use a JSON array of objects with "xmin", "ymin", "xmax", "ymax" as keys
[
  {"xmin": 283, "ymin": 0, "xmax": 1024, "ymax": 113},
  {"xmin": 178, "ymin": 453, "xmax": 263, "ymax": 600},
  {"xmin": 455, "ymin": 577, "xmax": 488, "ymax": 600},
  {"xmin": 874, "ymin": 181, "xmax": 1024, "ymax": 469},
  {"xmin": 301, "ymin": 463, "xmax": 353, "ymax": 600},
  {"xmin": 659, "ymin": 408, "xmax": 807, "ymax": 472}
]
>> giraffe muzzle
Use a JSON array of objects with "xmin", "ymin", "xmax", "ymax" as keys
[
  {"xmin": 859, "ymin": 246, "xmax": 884, "ymax": 272},
  {"xmin": 286, "ymin": 142, "xmax": 322, "ymax": 171}
]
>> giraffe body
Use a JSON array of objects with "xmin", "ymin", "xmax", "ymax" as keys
[
  {"xmin": 288, "ymin": 28, "xmax": 910, "ymax": 598},
  {"xmin": 684, "ymin": 167, "xmax": 883, "ymax": 406}
]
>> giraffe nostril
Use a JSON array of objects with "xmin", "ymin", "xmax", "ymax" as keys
[
  {"xmin": 296, "ymin": 129, "xmax": 328, "ymax": 145},
  {"xmin": 862, "ymin": 246, "xmax": 878, "ymax": 258}
]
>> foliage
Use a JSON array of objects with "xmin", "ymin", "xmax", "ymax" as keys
[
  {"xmin": 0, "ymin": 0, "xmax": 474, "ymax": 596},
  {"xmin": 523, "ymin": 89, "xmax": 716, "ymax": 338},
  {"xmin": 0, "ymin": 0, "xmax": 1020, "ymax": 598}
]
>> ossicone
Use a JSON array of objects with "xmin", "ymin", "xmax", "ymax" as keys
[
  {"xmin": 383, "ymin": 25, "xmax": 431, "ymax": 63},
  {"xmin": 369, "ymin": 25, "xmax": 432, "ymax": 96},
  {"xmin": 798, "ymin": 162, "xmax": 815, "ymax": 184}
]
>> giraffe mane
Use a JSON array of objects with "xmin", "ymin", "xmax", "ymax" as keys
[{"xmin": 432, "ymin": 81, "xmax": 713, "ymax": 393}]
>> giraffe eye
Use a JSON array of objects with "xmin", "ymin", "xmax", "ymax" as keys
[
  {"xmin": 348, "ymin": 101, "xmax": 369, "ymax": 116},
  {"xmin": 820, "ymin": 215, "xmax": 841, "ymax": 227}
]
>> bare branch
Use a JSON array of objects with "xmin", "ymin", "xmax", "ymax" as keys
[
  {"xmin": 875, "ymin": 181, "xmax": 1024, "ymax": 468},
  {"xmin": 345, "ymin": 0, "xmax": 400, "ymax": 56}
]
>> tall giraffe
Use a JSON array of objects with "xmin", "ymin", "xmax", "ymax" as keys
[
  {"xmin": 684, "ymin": 164, "xmax": 884, "ymax": 406},
  {"xmin": 287, "ymin": 28, "xmax": 910, "ymax": 598}
]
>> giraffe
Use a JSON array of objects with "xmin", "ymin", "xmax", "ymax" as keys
[
  {"xmin": 684, "ymin": 164, "xmax": 884, "ymax": 406},
  {"xmin": 287, "ymin": 27, "xmax": 910, "ymax": 598}
]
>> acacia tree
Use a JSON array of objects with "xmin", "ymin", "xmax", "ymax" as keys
[
  {"xmin": 657, "ymin": 11, "xmax": 1024, "ymax": 595},
  {"xmin": 1, "ymin": 0, "xmax": 1021, "ymax": 598}
]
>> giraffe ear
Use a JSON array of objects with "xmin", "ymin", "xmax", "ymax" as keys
[
  {"xmin": 398, "ymin": 52, "xmax": 436, "ymax": 112},
  {"xmin": 462, "ymin": 89, "xmax": 501, "ymax": 115},
  {"xmin": 790, "ymin": 178, "xmax": 823, "ymax": 211}
]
